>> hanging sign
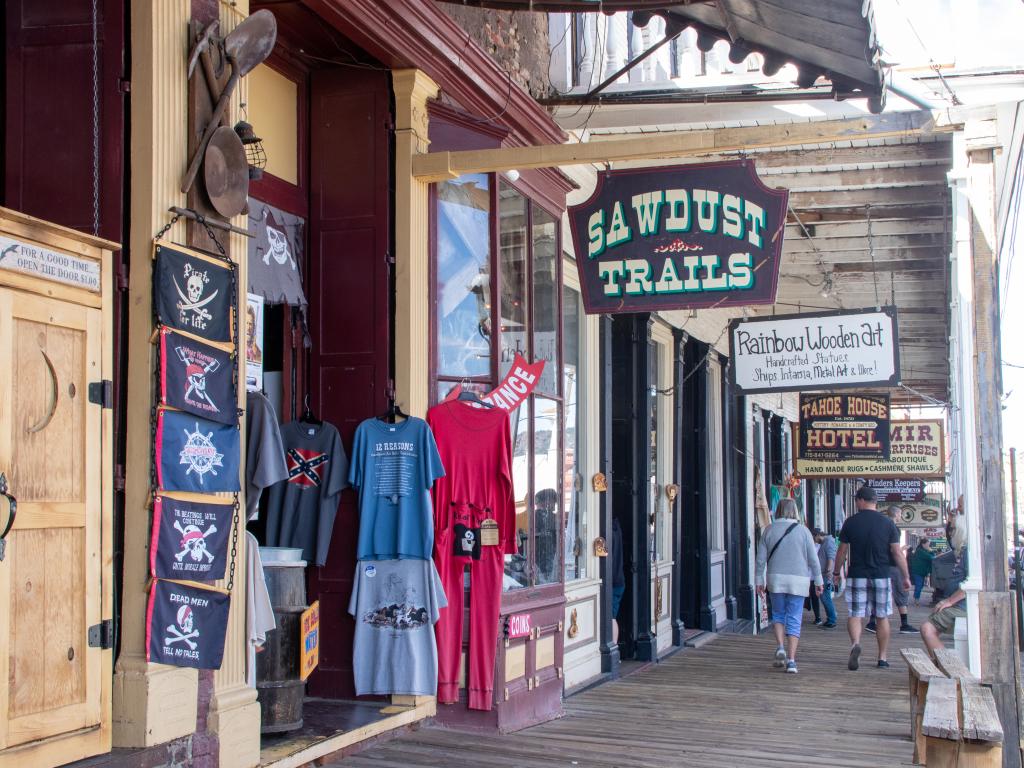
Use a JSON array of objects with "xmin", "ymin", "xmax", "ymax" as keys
[
  {"xmin": 729, "ymin": 307, "xmax": 900, "ymax": 394},
  {"xmin": 866, "ymin": 478, "xmax": 926, "ymax": 503},
  {"xmin": 794, "ymin": 419, "xmax": 945, "ymax": 479},
  {"xmin": 567, "ymin": 160, "xmax": 788, "ymax": 315},
  {"xmin": 154, "ymin": 244, "xmax": 234, "ymax": 342},
  {"xmin": 300, "ymin": 600, "xmax": 320, "ymax": 681},
  {"xmin": 155, "ymin": 409, "xmax": 241, "ymax": 492},
  {"xmin": 0, "ymin": 234, "xmax": 101, "ymax": 292},
  {"xmin": 150, "ymin": 496, "xmax": 234, "ymax": 581},
  {"xmin": 798, "ymin": 393, "xmax": 890, "ymax": 462},
  {"xmin": 442, "ymin": 354, "xmax": 546, "ymax": 412},
  {"xmin": 159, "ymin": 329, "xmax": 236, "ymax": 424},
  {"xmin": 147, "ymin": 579, "xmax": 230, "ymax": 669},
  {"xmin": 893, "ymin": 496, "xmax": 945, "ymax": 529}
]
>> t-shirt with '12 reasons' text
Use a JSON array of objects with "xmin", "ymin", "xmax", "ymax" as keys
[
  {"xmin": 349, "ymin": 416, "xmax": 446, "ymax": 560},
  {"xmin": 839, "ymin": 508, "xmax": 900, "ymax": 579},
  {"xmin": 348, "ymin": 558, "xmax": 447, "ymax": 696}
]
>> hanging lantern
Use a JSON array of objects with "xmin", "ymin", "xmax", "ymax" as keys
[{"xmin": 233, "ymin": 120, "xmax": 267, "ymax": 180}]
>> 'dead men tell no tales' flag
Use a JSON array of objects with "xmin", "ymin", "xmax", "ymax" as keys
[
  {"xmin": 159, "ymin": 329, "xmax": 236, "ymax": 424},
  {"xmin": 154, "ymin": 244, "xmax": 234, "ymax": 342},
  {"xmin": 150, "ymin": 496, "xmax": 233, "ymax": 581},
  {"xmin": 147, "ymin": 579, "xmax": 230, "ymax": 670},
  {"xmin": 156, "ymin": 409, "xmax": 240, "ymax": 493}
]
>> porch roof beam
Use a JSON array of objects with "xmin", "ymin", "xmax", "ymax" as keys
[{"xmin": 412, "ymin": 110, "xmax": 957, "ymax": 181}]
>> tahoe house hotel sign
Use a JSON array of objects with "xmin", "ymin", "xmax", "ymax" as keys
[
  {"xmin": 730, "ymin": 307, "xmax": 900, "ymax": 394},
  {"xmin": 567, "ymin": 160, "xmax": 788, "ymax": 314}
]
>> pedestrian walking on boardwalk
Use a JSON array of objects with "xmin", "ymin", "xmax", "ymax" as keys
[
  {"xmin": 832, "ymin": 485, "xmax": 912, "ymax": 670},
  {"xmin": 756, "ymin": 498, "xmax": 823, "ymax": 674},
  {"xmin": 864, "ymin": 506, "xmax": 917, "ymax": 636},
  {"xmin": 909, "ymin": 539, "xmax": 935, "ymax": 605},
  {"xmin": 813, "ymin": 528, "xmax": 838, "ymax": 628}
]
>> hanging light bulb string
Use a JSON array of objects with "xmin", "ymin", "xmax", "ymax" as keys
[{"xmin": 867, "ymin": 203, "xmax": 881, "ymax": 309}]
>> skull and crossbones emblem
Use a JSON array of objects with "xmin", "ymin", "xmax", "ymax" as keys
[
  {"xmin": 173, "ymin": 263, "xmax": 219, "ymax": 323},
  {"xmin": 263, "ymin": 211, "xmax": 296, "ymax": 270},
  {"xmin": 174, "ymin": 520, "xmax": 218, "ymax": 563},
  {"xmin": 460, "ymin": 529, "xmax": 476, "ymax": 553},
  {"xmin": 175, "ymin": 346, "xmax": 221, "ymax": 413},
  {"xmin": 165, "ymin": 605, "xmax": 200, "ymax": 650}
]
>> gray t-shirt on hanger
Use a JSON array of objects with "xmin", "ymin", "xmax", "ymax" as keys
[
  {"xmin": 348, "ymin": 559, "xmax": 447, "ymax": 696},
  {"xmin": 245, "ymin": 390, "xmax": 288, "ymax": 521},
  {"xmin": 264, "ymin": 420, "xmax": 349, "ymax": 566}
]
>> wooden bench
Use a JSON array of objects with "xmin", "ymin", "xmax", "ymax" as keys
[
  {"xmin": 921, "ymin": 673, "xmax": 1004, "ymax": 767},
  {"xmin": 900, "ymin": 648, "xmax": 944, "ymax": 764},
  {"xmin": 933, "ymin": 648, "xmax": 973, "ymax": 681}
]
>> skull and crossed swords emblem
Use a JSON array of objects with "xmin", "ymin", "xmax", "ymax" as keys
[
  {"xmin": 173, "ymin": 263, "xmax": 219, "ymax": 322},
  {"xmin": 174, "ymin": 520, "xmax": 218, "ymax": 563},
  {"xmin": 175, "ymin": 346, "xmax": 221, "ymax": 412},
  {"xmin": 165, "ymin": 605, "xmax": 200, "ymax": 650}
]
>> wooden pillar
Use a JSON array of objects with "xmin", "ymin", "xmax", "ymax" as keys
[
  {"xmin": 113, "ymin": 0, "xmax": 199, "ymax": 747},
  {"xmin": 966, "ymin": 145, "xmax": 1023, "ymax": 767},
  {"xmin": 392, "ymin": 69, "xmax": 439, "ymax": 418}
]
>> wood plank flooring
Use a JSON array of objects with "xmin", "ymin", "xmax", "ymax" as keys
[{"xmin": 336, "ymin": 599, "xmax": 942, "ymax": 767}]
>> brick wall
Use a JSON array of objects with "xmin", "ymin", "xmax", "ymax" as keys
[{"xmin": 439, "ymin": 6, "xmax": 552, "ymax": 100}]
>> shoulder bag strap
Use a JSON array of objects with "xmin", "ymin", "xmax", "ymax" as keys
[{"xmin": 768, "ymin": 521, "xmax": 799, "ymax": 565}]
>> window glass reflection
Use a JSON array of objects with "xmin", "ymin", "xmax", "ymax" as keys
[
  {"xmin": 564, "ymin": 287, "xmax": 585, "ymax": 582},
  {"xmin": 532, "ymin": 205, "xmax": 559, "ymax": 394},
  {"xmin": 499, "ymin": 185, "xmax": 528, "ymax": 380},
  {"xmin": 437, "ymin": 175, "xmax": 491, "ymax": 378},
  {"xmin": 504, "ymin": 400, "xmax": 531, "ymax": 591},
  {"xmin": 534, "ymin": 396, "xmax": 561, "ymax": 585}
]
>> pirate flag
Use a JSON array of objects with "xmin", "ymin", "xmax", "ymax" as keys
[
  {"xmin": 146, "ymin": 579, "xmax": 230, "ymax": 670},
  {"xmin": 159, "ymin": 329, "xmax": 236, "ymax": 425},
  {"xmin": 156, "ymin": 409, "xmax": 241, "ymax": 493},
  {"xmin": 154, "ymin": 244, "xmax": 234, "ymax": 342},
  {"xmin": 150, "ymin": 496, "xmax": 233, "ymax": 581}
]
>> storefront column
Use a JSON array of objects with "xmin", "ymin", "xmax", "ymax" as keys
[
  {"xmin": 207, "ymin": 4, "xmax": 262, "ymax": 767},
  {"xmin": 393, "ymin": 69, "xmax": 440, "ymax": 417},
  {"xmin": 113, "ymin": 0, "xmax": 198, "ymax": 747}
]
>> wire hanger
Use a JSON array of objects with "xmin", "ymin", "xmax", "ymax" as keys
[
  {"xmin": 300, "ymin": 393, "xmax": 322, "ymax": 426},
  {"xmin": 456, "ymin": 381, "xmax": 494, "ymax": 408}
]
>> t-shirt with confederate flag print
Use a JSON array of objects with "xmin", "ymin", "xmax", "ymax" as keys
[{"xmin": 264, "ymin": 420, "xmax": 349, "ymax": 566}]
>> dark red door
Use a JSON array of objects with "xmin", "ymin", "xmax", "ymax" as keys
[
  {"xmin": 5, "ymin": 0, "xmax": 125, "ymax": 242},
  {"xmin": 306, "ymin": 67, "xmax": 391, "ymax": 698}
]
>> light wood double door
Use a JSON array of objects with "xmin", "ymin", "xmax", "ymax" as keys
[{"xmin": 0, "ymin": 286, "xmax": 110, "ymax": 767}]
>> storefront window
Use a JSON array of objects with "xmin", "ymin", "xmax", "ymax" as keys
[
  {"xmin": 563, "ymin": 286, "xmax": 586, "ymax": 582},
  {"xmin": 436, "ymin": 174, "xmax": 492, "ymax": 379},
  {"xmin": 534, "ymin": 396, "xmax": 561, "ymax": 585},
  {"xmin": 506, "ymin": 401, "xmax": 532, "ymax": 590},
  {"xmin": 499, "ymin": 186, "xmax": 528, "ymax": 379},
  {"xmin": 532, "ymin": 205, "xmax": 559, "ymax": 395}
]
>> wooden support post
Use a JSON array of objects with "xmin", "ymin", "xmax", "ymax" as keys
[{"xmin": 967, "ymin": 145, "xmax": 1023, "ymax": 767}]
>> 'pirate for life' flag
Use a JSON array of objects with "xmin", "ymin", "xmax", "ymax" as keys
[
  {"xmin": 159, "ymin": 329, "xmax": 236, "ymax": 425},
  {"xmin": 147, "ymin": 579, "xmax": 230, "ymax": 670},
  {"xmin": 154, "ymin": 244, "xmax": 234, "ymax": 342},
  {"xmin": 156, "ymin": 409, "xmax": 241, "ymax": 493},
  {"xmin": 150, "ymin": 496, "xmax": 233, "ymax": 581}
]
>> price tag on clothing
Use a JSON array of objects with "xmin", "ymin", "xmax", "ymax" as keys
[{"xmin": 480, "ymin": 519, "xmax": 499, "ymax": 547}]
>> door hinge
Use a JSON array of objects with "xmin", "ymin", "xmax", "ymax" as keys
[
  {"xmin": 114, "ymin": 463, "xmax": 126, "ymax": 492},
  {"xmin": 116, "ymin": 259, "xmax": 129, "ymax": 291},
  {"xmin": 88, "ymin": 380, "xmax": 113, "ymax": 409},
  {"xmin": 119, "ymin": 79, "xmax": 131, "ymax": 93},
  {"xmin": 88, "ymin": 620, "xmax": 114, "ymax": 649}
]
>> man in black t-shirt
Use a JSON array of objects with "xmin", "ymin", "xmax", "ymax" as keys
[{"xmin": 832, "ymin": 485, "xmax": 911, "ymax": 671}]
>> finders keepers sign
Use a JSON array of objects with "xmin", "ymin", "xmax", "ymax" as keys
[
  {"xmin": 567, "ymin": 161, "xmax": 788, "ymax": 315},
  {"xmin": 798, "ymin": 393, "xmax": 890, "ymax": 462},
  {"xmin": 730, "ymin": 307, "xmax": 900, "ymax": 394}
]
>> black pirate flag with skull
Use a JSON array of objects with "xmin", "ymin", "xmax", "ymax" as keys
[
  {"xmin": 159, "ymin": 329, "xmax": 236, "ymax": 425},
  {"xmin": 150, "ymin": 496, "xmax": 233, "ymax": 581},
  {"xmin": 147, "ymin": 579, "xmax": 230, "ymax": 670},
  {"xmin": 154, "ymin": 244, "xmax": 234, "ymax": 342}
]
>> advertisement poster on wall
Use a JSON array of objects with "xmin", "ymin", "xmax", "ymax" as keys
[
  {"xmin": 246, "ymin": 292, "xmax": 264, "ymax": 392},
  {"xmin": 794, "ymin": 419, "xmax": 945, "ymax": 478},
  {"xmin": 730, "ymin": 307, "xmax": 900, "ymax": 394},
  {"xmin": 797, "ymin": 393, "xmax": 890, "ymax": 462}
]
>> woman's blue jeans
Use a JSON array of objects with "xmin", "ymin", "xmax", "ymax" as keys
[
  {"xmin": 769, "ymin": 592, "xmax": 806, "ymax": 637},
  {"xmin": 820, "ymin": 583, "xmax": 837, "ymax": 625},
  {"xmin": 912, "ymin": 573, "xmax": 926, "ymax": 600}
]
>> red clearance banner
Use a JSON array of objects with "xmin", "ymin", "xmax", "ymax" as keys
[{"xmin": 443, "ymin": 354, "xmax": 546, "ymax": 413}]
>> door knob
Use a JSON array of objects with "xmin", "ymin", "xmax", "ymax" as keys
[{"xmin": 0, "ymin": 473, "xmax": 17, "ymax": 562}]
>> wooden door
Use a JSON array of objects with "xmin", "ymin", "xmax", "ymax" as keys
[
  {"xmin": 305, "ymin": 67, "xmax": 391, "ymax": 698},
  {"xmin": 0, "ymin": 287, "xmax": 107, "ymax": 766}
]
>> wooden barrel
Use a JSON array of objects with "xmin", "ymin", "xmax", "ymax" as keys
[{"xmin": 256, "ymin": 558, "xmax": 307, "ymax": 734}]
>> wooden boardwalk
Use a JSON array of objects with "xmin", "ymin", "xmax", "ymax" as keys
[{"xmin": 337, "ymin": 601, "xmax": 939, "ymax": 767}]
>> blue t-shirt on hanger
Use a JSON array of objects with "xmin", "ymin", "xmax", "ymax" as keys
[{"xmin": 349, "ymin": 416, "xmax": 446, "ymax": 560}]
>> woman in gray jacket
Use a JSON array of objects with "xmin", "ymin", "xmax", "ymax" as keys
[{"xmin": 756, "ymin": 498, "xmax": 823, "ymax": 674}]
